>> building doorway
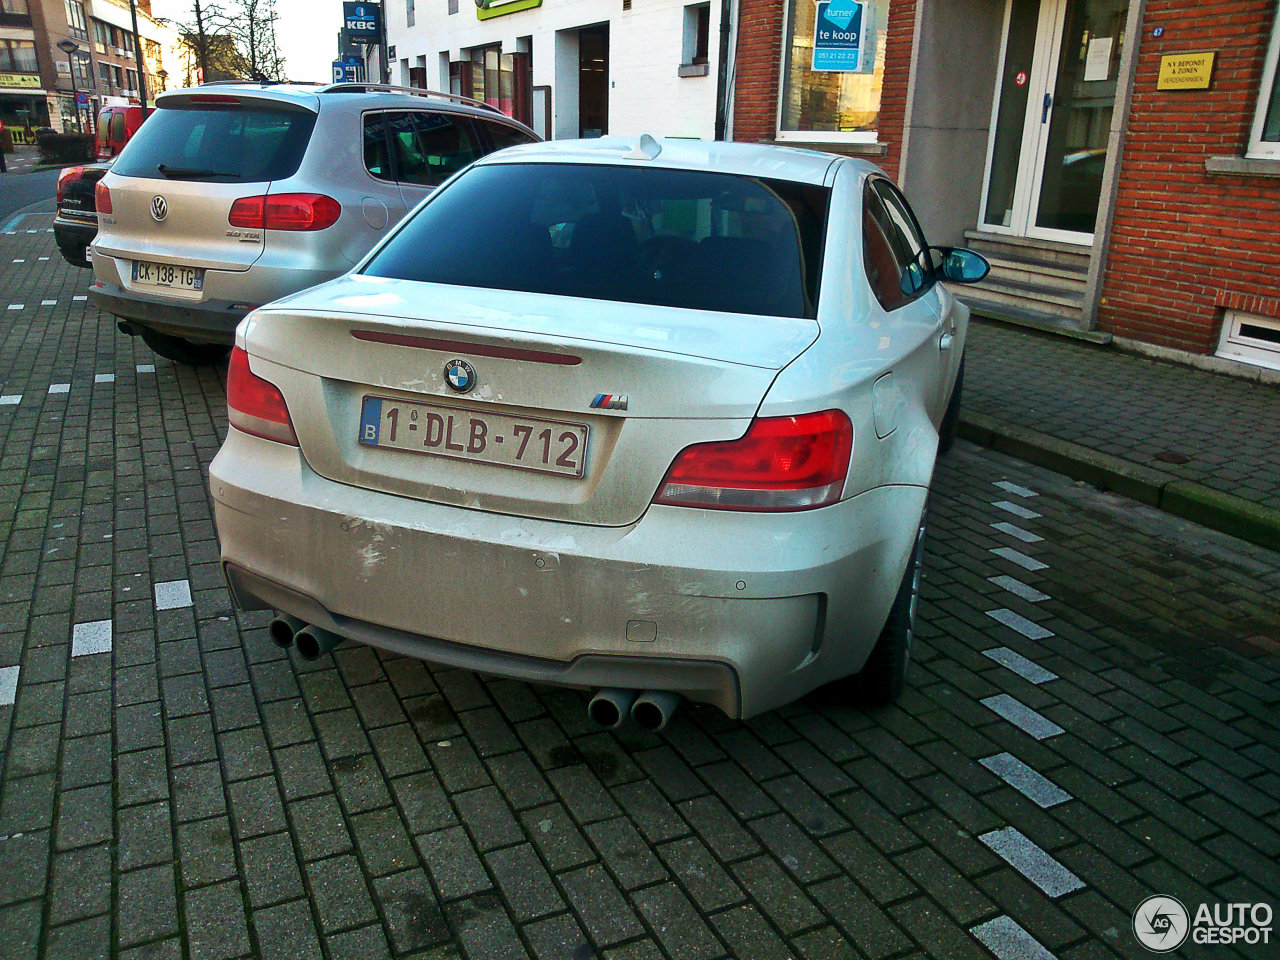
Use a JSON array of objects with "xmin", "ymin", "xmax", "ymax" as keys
[
  {"xmin": 979, "ymin": 0, "xmax": 1128, "ymax": 243},
  {"xmin": 578, "ymin": 25, "xmax": 608, "ymax": 138}
]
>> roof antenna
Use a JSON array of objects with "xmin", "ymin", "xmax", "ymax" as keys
[{"xmin": 622, "ymin": 134, "xmax": 662, "ymax": 160}]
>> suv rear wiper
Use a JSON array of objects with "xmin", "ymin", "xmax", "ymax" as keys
[{"xmin": 157, "ymin": 163, "xmax": 241, "ymax": 179}]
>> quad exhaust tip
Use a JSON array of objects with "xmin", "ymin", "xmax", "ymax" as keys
[
  {"xmin": 294, "ymin": 624, "xmax": 343, "ymax": 661},
  {"xmin": 268, "ymin": 614, "xmax": 305, "ymax": 649}
]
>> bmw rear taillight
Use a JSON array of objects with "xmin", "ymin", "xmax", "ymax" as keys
[
  {"xmin": 654, "ymin": 410, "xmax": 853, "ymax": 511},
  {"xmin": 229, "ymin": 194, "xmax": 341, "ymax": 231},
  {"xmin": 57, "ymin": 167, "xmax": 84, "ymax": 204},
  {"xmin": 227, "ymin": 346, "xmax": 298, "ymax": 445},
  {"xmin": 94, "ymin": 180, "xmax": 112, "ymax": 215}
]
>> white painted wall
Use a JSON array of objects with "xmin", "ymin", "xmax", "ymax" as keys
[{"xmin": 386, "ymin": 0, "xmax": 722, "ymax": 140}]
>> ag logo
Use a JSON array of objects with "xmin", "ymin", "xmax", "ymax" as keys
[{"xmin": 1134, "ymin": 895, "xmax": 1190, "ymax": 952}]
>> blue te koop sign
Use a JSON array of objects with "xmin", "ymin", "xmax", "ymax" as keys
[
  {"xmin": 343, "ymin": 1, "xmax": 381, "ymax": 35},
  {"xmin": 812, "ymin": 0, "xmax": 865, "ymax": 72}
]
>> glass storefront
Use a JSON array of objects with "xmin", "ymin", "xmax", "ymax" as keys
[
  {"xmin": 0, "ymin": 93, "xmax": 50, "ymax": 142},
  {"xmin": 779, "ymin": 0, "xmax": 889, "ymax": 138},
  {"xmin": 450, "ymin": 46, "xmax": 532, "ymax": 127}
]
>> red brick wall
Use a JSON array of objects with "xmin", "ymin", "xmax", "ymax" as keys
[
  {"xmin": 731, "ymin": 0, "xmax": 917, "ymax": 178},
  {"xmin": 1098, "ymin": 0, "xmax": 1280, "ymax": 352}
]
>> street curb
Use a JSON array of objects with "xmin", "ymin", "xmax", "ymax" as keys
[{"xmin": 958, "ymin": 411, "xmax": 1280, "ymax": 554}]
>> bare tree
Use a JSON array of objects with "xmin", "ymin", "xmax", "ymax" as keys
[{"xmin": 173, "ymin": 0, "xmax": 288, "ymax": 84}]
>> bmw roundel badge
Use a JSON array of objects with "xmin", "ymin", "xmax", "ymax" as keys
[{"xmin": 444, "ymin": 358, "xmax": 476, "ymax": 394}]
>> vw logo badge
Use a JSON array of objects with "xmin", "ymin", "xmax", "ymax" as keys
[
  {"xmin": 444, "ymin": 358, "xmax": 476, "ymax": 394},
  {"xmin": 150, "ymin": 196, "xmax": 168, "ymax": 222}
]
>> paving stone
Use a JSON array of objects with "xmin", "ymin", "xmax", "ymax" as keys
[
  {"xmin": 656, "ymin": 836, "xmax": 744, "ymax": 912},
  {"xmin": 117, "ymin": 800, "xmax": 173, "ymax": 870},
  {"xmin": 252, "ymin": 898, "xmax": 324, "ymax": 960},
  {"xmin": 585, "ymin": 816, "xmax": 668, "ymax": 890},
  {"xmin": 810, "ymin": 875, "xmax": 914, "ymax": 959},
  {"xmin": 117, "ymin": 864, "xmax": 180, "ymax": 947},
  {"xmin": 43, "ymin": 913, "xmax": 111, "ymax": 960},
  {"xmin": 455, "ymin": 784, "xmax": 525, "ymax": 851},
  {"xmin": 178, "ymin": 816, "xmax": 239, "ymax": 889},
  {"xmin": 184, "ymin": 879, "xmax": 251, "ymax": 960},
  {"xmin": 445, "ymin": 891, "xmax": 531, "ymax": 960},
  {"xmin": 288, "ymin": 793, "xmax": 352, "ymax": 861},
  {"xmin": 519, "ymin": 803, "xmax": 596, "ymax": 873},
  {"xmin": 373, "ymin": 868, "xmax": 454, "ymax": 953},
  {"xmin": 418, "ymin": 825, "xmax": 493, "ymax": 900},
  {"xmin": 0, "ymin": 829, "xmax": 49, "ymax": 905},
  {"xmin": 729, "ymin": 855, "xmax": 824, "ymax": 935},
  {"xmin": 350, "ymin": 806, "xmax": 417, "ymax": 876},
  {"xmin": 523, "ymin": 912, "xmax": 594, "ymax": 960},
  {"xmin": 239, "ymin": 831, "xmax": 304, "ymax": 909},
  {"xmin": 559, "ymin": 865, "xmax": 645, "ymax": 947},
  {"xmin": 306, "ymin": 853, "xmax": 378, "ymax": 933},
  {"xmin": 486, "ymin": 843, "xmax": 565, "ymax": 921}
]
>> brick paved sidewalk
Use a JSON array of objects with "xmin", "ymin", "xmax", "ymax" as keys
[{"xmin": 962, "ymin": 319, "xmax": 1280, "ymax": 515}]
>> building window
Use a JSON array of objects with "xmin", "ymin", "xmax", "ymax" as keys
[
  {"xmin": 1, "ymin": 39, "xmax": 37, "ymax": 73},
  {"xmin": 64, "ymin": 0, "xmax": 87, "ymax": 39},
  {"xmin": 779, "ymin": 0, "xmax": 888, "ymax": 141},
  {"xmin": 1, "ymin": 0, "xmax": 30, "ymax": 15},
  {"xmin": 122, "ymin": 31, "xmax": 135, "ymax": 55},
  {"xmin": 92, "ymin": 19, "xmax": 108, "ymax": 53},
  {"xmin": 98, "ymin": 60, "xmax": 112, "ymax": 88},
  {"xmin": 406, "ymin": 0, "xmax": 415, "ymax": 28},
  {"xmin": 1250, "ymin": 8, "xmax": 1280, "ymax": 158},
  {"xmin": 682, "ymin": 3, "xmax": 710, "ymax": 66}
]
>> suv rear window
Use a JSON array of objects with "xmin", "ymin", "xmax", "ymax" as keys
[
  {"xmin": 364, "ymin": 162, "xmax": 828, "ymax": 318},
  {"xmin": 111, "ymin": 103, "xmax": 316, "ymax": 183}
]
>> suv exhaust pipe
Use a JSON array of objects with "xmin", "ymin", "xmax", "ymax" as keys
[
  {"xmin": 587, "ymin": 689, "xmax": 637, "ymax": 729},
  {"xmin": 267, "ymin": 614, "xmax": 305, "ymax": 649},
  {"xmin": 630, "ymin": 691, "xmax": 681, "ymax": 732},
  {"xmin": 294, "ymin": 625, "xmax": 342, "ymax": 661}
]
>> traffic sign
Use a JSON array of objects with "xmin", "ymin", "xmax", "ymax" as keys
[{"xmin": 75, "ymin": 91, "xmax": 89, "ymax": 106}]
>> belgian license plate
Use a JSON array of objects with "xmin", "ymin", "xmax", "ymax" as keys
[
  {"xmin": 359, "ymin": 396, "xmax": 589, "ymax": 478},
  {"xmin": 131, "ymin": 260, "xmax": 204, "ymax": 291}
]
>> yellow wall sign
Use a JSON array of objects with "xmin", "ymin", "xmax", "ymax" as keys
[
  {"xmin": 0, "ymin": 72, "xmax": 42, "ymax": 90},
  {"xmin": 476, "ymin": 0, "xmax": 541, "ymax": 20},
  {"xmin": 1157, "ymin": 52, "xmax": 1216, "ymax": 91}
]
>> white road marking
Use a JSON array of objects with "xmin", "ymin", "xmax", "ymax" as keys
[
  {"xmin": 0, "ymin": 665, "xmax": 18, "ymax": 706},
  {"xmin": 71, "ymin": 620, "xmax": 113, "ymax": 657},
  {"xmin": 987, "ymin": 608, "xmax": 1054, "ymax": 641},
  {"xmin": 993, "ymin": 500, "xmax": 1042, "ymax": 520},
  {"xmin": 995, "ymin": 480, "xmax": 1039, "ymax": 498},
  {"xmin": 992, "ymin": 521, "xmax": 1044, "ymax": 543},
  {"xmin": 979, "ymin": 827, "xmax": 1084, "ymax": 897},
  {"xmin": 73, "ymin": 295, "xmax": 87, "ymax": 301},
  {"xmin": 48, "ymin": 383, "xmax": 70, "ymax": 394},
  {"xmin": 136, "ymin": 364, "xmax": 155, "ymax": 373},
  {"xmin": 154, "ymin": 580, "xmax": 193, "ymax": 611},
  {"xmin": 7, "ymin": 304, "xmax": 23, "ymax": 311},
  {"xmin": 991, "ymin": 547, "xmax": 1048, "ymax": 572},
  {"xmin": 981, "ymin": 753, "xmax": 1072, "ymax": 808},
  {"xmin": 981, "ymin": 694, "xmax": 1064, "ymax": 740},
  {"xmin": 40, "ymin": 299, "xmax": 56, "ymax": 306},
  {"xmin": 11, "ymin": 259, "xmax": 23, "ymax": 263},
  {"xmin": 989, "ymin": 576, "xmax": 1049, "ymax": 603},
  {"xmin": 94, "ymin": 374, "xmax": 115, "ymax": 384},
  {"xmin": 38, "ymin": 256, "xmax": 48, "ymax": 261},
  {"xmin": 972, "ymin": 916, "xmax": 1058, "ymax": 960},
  {"xmin": 0, "ymin": 395, "xmax": 20, "ymax": 406},
  {"xmin": 983, "ymin": 647, "xmax": 1058, "ymax": 684}
]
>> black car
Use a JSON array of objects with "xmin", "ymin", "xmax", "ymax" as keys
[{"xmin": 54, "ymin": 162, "xmax": 111, "ymax": 267}]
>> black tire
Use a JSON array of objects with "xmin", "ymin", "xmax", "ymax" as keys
[
  {"xmin": 850, "ymin": 514, "xmax": 925, "ymax": 706},
  {"xmin": 938, "ymin": 355, "xmax": 964, "ymax": 455},
  {"xmin": 140, "ymin": 330, "xmax": 231, "ymax": 366}
]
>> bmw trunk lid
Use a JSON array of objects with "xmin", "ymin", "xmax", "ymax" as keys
[{"xmin": 241, "ymin": 275, "xmax": 820, "ymax": 527}]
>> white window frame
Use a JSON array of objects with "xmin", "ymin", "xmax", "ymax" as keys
[
  {"xmin": 774, "ymin": 0, "xmax": 881, "ymax": 144},
  {"xmin": 1248, "ymin": 7, "xmax": 1280, "ymax": 159}
]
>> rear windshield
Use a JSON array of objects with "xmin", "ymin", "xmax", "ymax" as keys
[
  {"xmin": 111, "ymin": 103, "xmax": 316, "ymax": 183},
  {"xmin": 363, "ymin": 162, "xmax": 829, "ymax": 318}
]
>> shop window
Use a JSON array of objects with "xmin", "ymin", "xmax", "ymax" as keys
[
  {"xmin": 458, "ymin": 46, "xmax": 532, "ymax": 126},
  {"xmin": 64, "ymin": 0, "xmax": 87, "ymax": 39},
  {"xmin": 1250, "ymin": 8, "xmax": 1280, "ymax": 158},
  {"xmin": 779, "ymin": 0, "xmax": 887, "ymax": 141}
]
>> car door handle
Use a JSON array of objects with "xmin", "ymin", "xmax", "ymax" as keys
[{"xmin": 939, "ymin": 333, "xmax": 955, "ymax": 351}]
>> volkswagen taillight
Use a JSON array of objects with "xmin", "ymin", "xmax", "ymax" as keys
[
  {"xmin": 227, "ymin": 347, "xmax": 297, "ymax": 446},
  {"xmin": 654, "ymin": 410, "xmax": 853, "ymax": 511},
  {"xmin": 229, "ymin": 194, "xmax": 341, "ymax": 231}
]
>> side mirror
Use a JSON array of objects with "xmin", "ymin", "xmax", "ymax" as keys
[{"xmin": 933, "ymin": 247, "xmax": 990, "ymax": 284}]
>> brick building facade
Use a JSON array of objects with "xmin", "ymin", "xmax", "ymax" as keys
[{"xmin": 729, "ymin": 0, "xmax": 1280, "ymax": 374}]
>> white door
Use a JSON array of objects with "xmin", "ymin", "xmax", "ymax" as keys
[{"xmin": 979, "ymin": 0, "xmax": 1128, "ymax": 244}]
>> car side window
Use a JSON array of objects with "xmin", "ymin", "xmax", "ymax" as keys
[
  {"xmin": 863, "ymin": 178, "xmax": 933, "ymax": 311},
  {"xmin": 363, "ymin": 112, "xmax": 392, "ymax": 181},
  {"xmin": 110, "ymin": 112, "xmax": 125, "ymax": 143},
  {"xmin": 394, "ymin": 112, "xmax": 483, "ymax": 188},
  {"xmin": 480, "ymin": 119, "xmax": 537, "ymax": 152}
]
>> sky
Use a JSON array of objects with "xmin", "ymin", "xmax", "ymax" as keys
[{"xmin": 150, "ymin": 0, "xmax": 347, "ymax": 84}]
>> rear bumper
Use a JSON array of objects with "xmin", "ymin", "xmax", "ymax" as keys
[
  {"xmin": 90, "ymin": 280, "xmax": 248, "ymax": 343},
  {"xmin": 210, "ymin": 428, "xmax": 928, "ymax": 718},
  {"xmin": 53, "ymin": 217, "xmax": 95, "ymax": 267}
]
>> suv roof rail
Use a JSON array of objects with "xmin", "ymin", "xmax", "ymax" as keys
[{"xmin": 317, "ymin": 82, "xmax": 504, "ymax": 114}]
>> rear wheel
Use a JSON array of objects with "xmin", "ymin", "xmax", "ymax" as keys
[
  {"xmin": 140, "ymin": 330, "xmax": 231, "ymax": 366},
  {"xmin": 938, "ymin": 355, "xmax": 964, "ymax": 455},
  {"xmin": 849, "ymin": 514, "xmax": 925, "ymax": 706}
]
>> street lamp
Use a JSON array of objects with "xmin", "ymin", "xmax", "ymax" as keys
[{"xmin": 56, "ymin": 39, "xmax": 82, "ymax": 133}]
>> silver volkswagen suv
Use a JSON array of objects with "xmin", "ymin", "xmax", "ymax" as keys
[{"xmin": 90, "ymin": 82, "xmax": 538, "ymax": 363}]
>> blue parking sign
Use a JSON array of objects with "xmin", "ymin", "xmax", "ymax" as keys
[{"xmin": 812, "ymin": 0, "xmax": 865, "ymax": 72}]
